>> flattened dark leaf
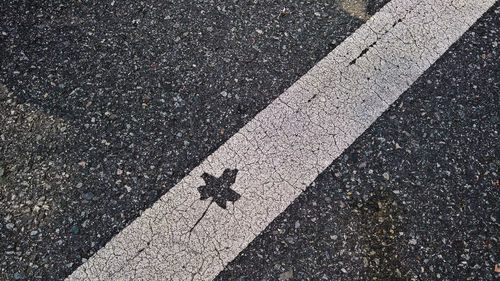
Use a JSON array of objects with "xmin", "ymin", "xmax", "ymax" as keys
[{"xmin": 197, "ymin": 169, "xmax": 240, "ymax": 209}]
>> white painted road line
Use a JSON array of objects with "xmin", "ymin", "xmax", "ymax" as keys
[{"xmin": 67, "ymin": 0, "xmax": 497, "ymax": 280}]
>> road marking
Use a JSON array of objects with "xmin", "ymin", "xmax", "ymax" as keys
[{"xmin": 67, "ymin": 0, "xmax": 496, "ymax": 280}]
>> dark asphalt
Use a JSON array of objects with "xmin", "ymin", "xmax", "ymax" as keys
[
  {"xmin": 216, "ymin": 3, "xmax": 500, "ymax": 281},
  {"xmin": 0, "ymin": 1, "xmax": 391, "ymax": 280}
]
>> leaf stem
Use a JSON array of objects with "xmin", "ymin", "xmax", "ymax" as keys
[{"xmin": 189, "ymin": 199, "xmax": 213, "ymax": 233}]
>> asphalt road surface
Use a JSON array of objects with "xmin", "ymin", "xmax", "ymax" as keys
[{"xmin": 0, "ymin": 0, "xmax": 498, "ymax": 280}]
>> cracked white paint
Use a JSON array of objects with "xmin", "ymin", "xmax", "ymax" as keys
[{"xmin": 67, "ymin": 0, "xmax": 496, "ymax": 280}]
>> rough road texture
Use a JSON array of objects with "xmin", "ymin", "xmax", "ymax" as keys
[
  {"xmin": 67, "ymin": 0, "xmax": 497, "ymax": 280},
  {"xmin": 217, "ymin": 2, "xmax": 500, "ymax": 280},
  {"xmin": 0, "ymin": 1, "xmax": 390, "ymax": 279}
]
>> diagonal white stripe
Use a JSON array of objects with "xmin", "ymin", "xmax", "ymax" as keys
[{"xmin": 67, "ymin": 0, "xmax": 497, "ymax": 280}]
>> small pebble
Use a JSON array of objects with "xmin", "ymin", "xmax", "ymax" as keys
[
  {"xmin": 82, "ymin": 192, "xmax": 94, "ymax": 200},
  {"xmin": 279, "ymin": 269, "xmax": 293, "ymax": 280},
  {"xmin": 70, "ymin": 226, "xmax": 79, "ymax": 234}
]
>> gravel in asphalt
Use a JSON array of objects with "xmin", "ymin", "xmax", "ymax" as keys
[
  {"xmin": 216, "ymin": 3, "xmax": 500, "ymax": 280},
  {"xmin": 0, "ymin": 1, "xmax": 390, "ymax": 280}
]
